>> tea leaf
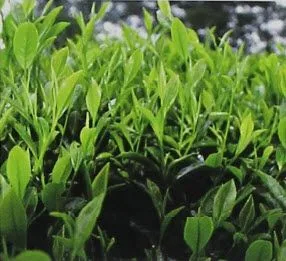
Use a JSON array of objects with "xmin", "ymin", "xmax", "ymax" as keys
[
  {"xmin": 52, "ymin": 154, "xmax": 73, "ymax": 184},
  {"xmin": 278, "ymin": 117, "xmax": 286, "ymax": 148},
  {"xmin": 92, "ymin": 163, "xmax": 109, "ymax": 198},
  {"xmin": 22, "ymin": 0, "xmax": 36, "ymax": 17},
  {"xmin": 213, "ymin": 180, "xmax": 237, "ymax": 226},
  {"xmin": 73, "ymin": 195, "xmax": 106, "ymax": 257},
  {"xmin": 143, "ymin": 8, "xmax": 153, "ymax": 34},
  {"xmin": 42, "ymin": 183, "xmax": 65, "ymax": 211},
  {"xmin": 162, "ymin": 74, "xmax": 180, "ymax": 113},
  {"xmin": 184, "ymin": 216, "xmax": 214, "ymax": 253},
  {"xmin": 205, "ymin": 152, "xmax": 223, "ymax": 168},
  {"xmin": 147, "ymin": 179, "xmax": 163, "ymax": 218},
  {"xmin": 160, "ymin": 206, "xmax": 184, "ymax": 243},
  {"xmin": 171, "ymin": 18, "xmax": 189, "ymax": 61},
  {"xmin": 13, "ymin": 22, "xmax": 39, "ymax": 69},
  {"xmin": 80, "ymin": 127, "xmax": 97, "ymax": 157},
  {"xmin": 276, "ymin": 146, "xmax": 286, "ymax": 171},
  {"xmin": 257, "ymin": 171, "xmax": 286, "ymax": 209},
  {"xmin": 259, "ymin": 145, "xmax": 274, "ymax": 169},
  {"xmin": 226, "ymin": 165, "xmax": 244, "ymax": 184},
  {"xmin": 86, "ymin": 80, "xmax": 101, "ymax": 124},
  {"xmin": 7, "ymin": 145, "xmax": 31, "ymax": 199},
  {"xmin": 157, "ymin": 0, "xmax": 172, "ymax": 20},
  {"xmin": 51, "ymin": 47, "xmax": 69, "ymax": 76},
  {"xmin": 72, "ymin": 164, "xmax": 109, "ymax": 256},
  {"xmin": 239, "ymin": 195, "xmax": 255, "ymax": 232},
  {"xmin": 245, "ymin": 240, "xmax": 272, "ymax": 261},
  {"xmin": 278, "ymin": 240, "xmax": 286, "ymax": 261},
  {"xmin": 13, "ymin": 250, "xmax": 51, "ymax": 261},
  {"xmin": 56, "ymin": 70, "xmax": 83, "ymax": 117},
  {"xmin": 0, "ymin": 188, "xmax": 27, "ymax": 248},
  {"xmin": 124, "ymin": 49, "xmax": 143, "ymax": 86},
  {"xmin": 235, "ymin": 114, "xmax": 254, "ymax": 156}
]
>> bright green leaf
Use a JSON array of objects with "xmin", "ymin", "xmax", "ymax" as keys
[
  {"xmin": 86, "ymin": 80, "xmax": 101, "ymax": 124},
  {"xmin": 278, "ymin": 117, "xmax": 286, "ymax": 148},
  {"xmin": 171, "ymin": 18, "xmax": 189, "ymax": 61},
  {"xmin": 13, "ymin": 22, "xmax": 38, "ymax": 69},
  {"xmin": 56, "ymin": 70, "xmax": 83, "ymax": 117},
  {"xmin": 13, "ymin": 250, "xmax": 51, "ymax": 261},
  {"xmin": 52, "ymin": 154, "xmax": 72, "ymax": 184},
  {"xmin": 235, "ymin": 114, "xmax": 254, "ymax": 156},
  {"xmin": 7, "ymin": 145, "xmax": 31, "ymax": 199}
]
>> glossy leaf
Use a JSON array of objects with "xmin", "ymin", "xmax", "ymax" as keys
[
  {"xmin": 213, "ymin": 180, "xmax": 237, "ymax": 226},
  {"xmin": 86, "ymin": 80, "xmax": 101, "ymax": 124},
  {"xmin": 52, "ymin": 154, "xmax": 73, "ymax": 184},
  {"xmin": 171, "ymin": 18, "xmax": 189, "ymax": 61},
  {"xmin": 235, "ymin": 114, "xmax": 254, "ymax": 156},
  {"xmin": 7, "ymin": 145, "xmax": 31, "ymax": 199},
  {"xmin": 124, "ymin": 49, "xmax": 143, "ymax": 86},
  {"xmin": 184, "ymin": 216, "xmax": 214, "ymax": 253},
  {"xmin": 245, "ymin": 240, "xmax": 272, "ymax": 261},
  {"xmin": 91, "ymin": 163, "xmax": 109, "ymax": 198},
  {"xmin": 56, "ymin": 70, "xmax": 83, "ymax": 117},
  {"xmin": 72, "ymin": 164, "xmax": 109, "ymax": 256},
  {"xmin": 257, "ymin": 171, "xmax": 286, "ymax": 209},
  {"xmin": 278, "ymin": 117, "xmax": 286, "ymax": 148},
  {"xmin": 13, "ymin": 22, "xmax": 38, "ymax": 69},
  {"xmin": 13, "ymin": 250, "xmax": 51, "ymax": 261},
  {"xmin": 51, "ymin": 47, "xmax": 69, "ymax": 76},
  {"xmin": 239, "ymin": 195, "xmax": 255, "ymax": 232}
]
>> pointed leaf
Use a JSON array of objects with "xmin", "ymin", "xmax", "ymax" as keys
[
  {"xmin": 13, "ymin": 22, "xmax": 38, "ymax": 69},
  {"xmin": 92, "ymin": 163, "xmax": 109, "ymax": 198},
  {"xmin": 7, "ymin": 145, "xmax": 31, "ymax": 199},
  {"xmin": 213, "ymin": 180, "xmax": 237, "ymax": 226},
  {"xmin": 86, "ymin": 80, "xmax": 101, "ymax": 124},
  {"xmin": 184, "ymin": 216, "xmax": 214, "ymax": 253},
  {"xmin": 160, "ymin": 206, "xmax": 184, "ymax": 243},
  {"xmin": 171, "ymin": 18, "xmax": 189, "ymax": 61},
  {"xmin": 0, "ymin": 188, "xmax": 27, "ymax": 248},
  {"xmin": 52, "ymin": 154, "xmax": 72, "ymax": 184},
  {"xmin": 278, "ymin": 117, "xmax": 286, "ymax": 148},
  {"xmin": 235, "ymin": 114, "xmax": 254, "ymax": 156},
  {"xmin": 124, "ymin": 49, "xmax": 143, "ymax": 86},
  {"xmin": 56, "ymin": 71, "xmax": 83, "ymax": 117},
  {"xmin": 51, "ymin": 47, "xmax": 69, "ymax": 76}
]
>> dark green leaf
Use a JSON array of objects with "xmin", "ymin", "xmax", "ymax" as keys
[
  {"xmin": 184, "ymin": 216, "xmax": 214, "ymax": 253},
  {"xmin": 0, "ymin": 188, "xmax": 27, "ymax": 248},
  {"xmin": 213, "ymin": 180, "xmax": 237, "ymax": 226},
  {"xmin": 245, "ymin": 240, "xmax": 272, "ymax": 261}
]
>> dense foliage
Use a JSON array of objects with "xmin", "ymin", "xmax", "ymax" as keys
[{"xmin": 0, "ymin": 0, "xmax": 286, "ymax": 260}]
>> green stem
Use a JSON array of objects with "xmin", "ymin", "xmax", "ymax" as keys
[
  {"xmin": 222, "ymin": 81, "xmax": 237, "ymax": 156},
  {"xmin": 2, "ymin": 237, "xmax": 8, "ymax": 261},
  {"xmin": 82, "ymin": 161, "xmax": 93, "ymax": 200}
]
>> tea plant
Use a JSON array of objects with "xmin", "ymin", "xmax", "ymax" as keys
[{"xmin": 0, "ymin": 0, "xmax": 286, "ymax": 260}]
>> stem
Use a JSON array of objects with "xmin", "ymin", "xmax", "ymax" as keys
[
  {"xmin": 222, "ymin": 81, "xmax": 237, "ymax": 156},
  {"xmin": 2, "ymin": 237, "xmax": 8, "ymax": 261},
  {"xmin": 82, "ymin": 161, "xmax": 93, "ymax": 200}
]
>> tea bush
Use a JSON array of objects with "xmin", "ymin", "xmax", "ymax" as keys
[{"xmin": 0, "ymin": 0, "xmax": 286, "ymax": 260}]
